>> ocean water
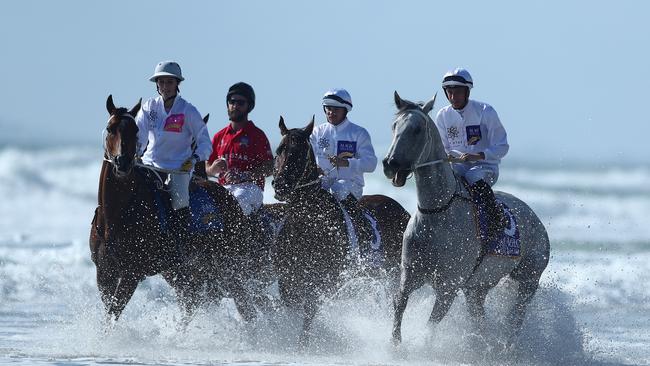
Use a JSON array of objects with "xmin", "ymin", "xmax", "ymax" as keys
[{"xmin": 0, "ymin": 145, "xmax": 648, "ymax": 366}]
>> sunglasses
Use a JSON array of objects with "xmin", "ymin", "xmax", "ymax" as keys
[{"xmin": 228, "ymin": 99, "xmax": 247, "ymax": 106}]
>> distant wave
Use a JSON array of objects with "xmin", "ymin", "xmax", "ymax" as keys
[{"xmin": 1, "ymin": 145, "xmax": 649, "ymax": 246}]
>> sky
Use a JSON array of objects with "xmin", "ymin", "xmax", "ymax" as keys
[{"xmin": 1, "ymin": 0, "xmax": 648, "ymax": 165}]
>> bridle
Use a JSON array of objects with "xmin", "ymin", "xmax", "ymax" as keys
[
  {"xmin": 395, "ymin": 106, "xmax": 466, "ymax": 214},
  {"xmin": 103, "ymin": 112, "xmax": 139, "ymax": 177},
  {"xmin": 276, "ymin": 133, "xmax": 333, "ymax": 193}
]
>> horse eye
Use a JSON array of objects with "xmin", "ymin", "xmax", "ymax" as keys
[{"xmin": 413, "ymin": 126, "xmax": 421, "ymax": 135}]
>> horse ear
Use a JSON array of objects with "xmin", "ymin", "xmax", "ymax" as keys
[
  {"xmin": 128, "ymin": 98, "xmax": 142, "ymax": 117},
  {"xmin": 279, "ymin": 116, "xmax": 289, "ymax": 136},
  {"xmin": 304, "ymin": 115, "xmax": 315, "ymax": 135},
  {"xmin": 106, "ymin": 95, "xmax": 116, "ymax": 115},
  {"xmin": 422, "ymin": 92, "xmax": 437, "ymax": 115},
  {"xmin": 202, "ymin": 113, "xmax": 210, "ymax": 124},
  {"xmin": 394, "ymin": 91, "xmax": 404, "ymax": 109}
]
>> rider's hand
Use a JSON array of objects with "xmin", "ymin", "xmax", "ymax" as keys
[
  {"xmin": 224, "ymin": 169, "xmax": 252, "ymax": 184},
  {"xmin": 328, "ymin": 152, "xmax": 353, "ymax": 168},
  {"xmin": 447, "ymin": 152, "xmax": 484, "ymax": 163},
  {"xmin": 210, "ymin": 158, "xmax": 227, "ymax": 174}
]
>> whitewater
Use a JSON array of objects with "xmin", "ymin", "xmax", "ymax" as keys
[{"xmin": 0, "ymin": 145, "xmax": 648, "ymax": 366}]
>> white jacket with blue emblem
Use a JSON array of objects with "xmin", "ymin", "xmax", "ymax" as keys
[
  {"xmin": 310, "ymin": 118, "xmax": 377, "ymax": 200},
  {"xmin": 434, "ymin": 99, "xmax": 509, "ymax": 168}
]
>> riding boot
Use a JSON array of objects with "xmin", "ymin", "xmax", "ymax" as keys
[
  {"xmin": 470, "ymin": 180, "xmax": 505, "ymax": 241},
  {"xmin": 341, "ymin": 195, "xmax": 374, "ymax": 256},
  {"xmin": 172, "ymin": 207, "xmax": 193, "ymax": 261}
]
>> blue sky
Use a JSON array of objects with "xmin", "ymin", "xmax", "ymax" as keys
[{"xmin": 1, "ymin": 0, "xmax": 648, "ymax": 165}]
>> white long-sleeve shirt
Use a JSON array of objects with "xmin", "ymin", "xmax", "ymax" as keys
[
  {"xmin": 135, "ymin": 95, "xmax": 212, "ymax": 170},
  {"xmin": 310, "ymin": 118, "xmax": 377, "ymax": 199},
  {"xmin": 434, "ymin": 99, "xmax": 509, "ymax": 167}
]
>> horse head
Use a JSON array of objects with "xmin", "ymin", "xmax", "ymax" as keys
[
  {"xmin": 271, "ymin": 116, "xmax": 319, "ymax": 201},
  {"xmin": 105, "ymin": 95, "xmax": 142, "ymax": 177},
  {"xmin": 383, "ymin": 91, "xmax": 438, "ymax": 187}
]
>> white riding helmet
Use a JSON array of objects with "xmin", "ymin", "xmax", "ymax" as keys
[
  {"xmin": 149, "ymin": 61, "xmax": 184, "ymax": 82},
  {"xmin": 322, "ymin": 88, "xmax": 353, "ymax": 112},
  {"xmin": 442, "ymin": 68, "xmax": 473, "ymax": 89}
]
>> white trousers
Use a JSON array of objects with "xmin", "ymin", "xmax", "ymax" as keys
[
  {"xmin": 452, "ymin": 163, "xmax": 499, "ymax": 186},
  {"xmin": 224, "ymin": 182, "xmax": 264, "ymax": 216},
  {"xmin": 167, "ymin": 173, "xmax": 191, "ymax": 210}
]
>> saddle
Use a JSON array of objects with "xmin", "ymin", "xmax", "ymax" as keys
[
  {"xmin": 137, "ymin": 167, "xmax": 225, "ymax": 234},
  {"xmin": 460, "ymin": 178, "xmax": 521, "ymax": 257}
]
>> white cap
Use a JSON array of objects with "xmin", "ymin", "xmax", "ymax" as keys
[
  {"xmin": 442, "ymin": 68, "xmax": 473, "ymax": 89},
  {"xmin": 322, "ymin": 88, "xmax": 353, "ymax": 111},
  {"xmin": 149, "ymin": 61, "xmax": 184, "ymax": 82}
]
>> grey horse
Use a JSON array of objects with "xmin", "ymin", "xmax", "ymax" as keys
[{"xmin": 383, "ymin": 91, "xmax": 550, "ymax": 345}]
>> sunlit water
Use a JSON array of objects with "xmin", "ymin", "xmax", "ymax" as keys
[{"xmin": 0, "ymin": 146, "xmax": 648, "ymax": 365}]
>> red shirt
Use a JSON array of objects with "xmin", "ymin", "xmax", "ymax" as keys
[{"xmin": 208, "ymin": 121, "xmax": 273, "ymax": 188}]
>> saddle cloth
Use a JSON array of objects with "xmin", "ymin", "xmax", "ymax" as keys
[
  {"xmin": 140, "ymin": 169, "xmax": 224, "ymax": 234},
  {"xmin": 474, "ymin": 197, "xmax": 521, "ymax": 258}
]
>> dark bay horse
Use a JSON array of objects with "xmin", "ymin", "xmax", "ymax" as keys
[
  {"xmin": 90, "ymin": 95, "xmax": 258, "ymax": 322},
  {"xmin": 271, "ymin": 117, "xmax": 409, "ymax": 345},
  {"xmin": 383, "ymin": 92, "xmax": 550, "ymax": 346}
]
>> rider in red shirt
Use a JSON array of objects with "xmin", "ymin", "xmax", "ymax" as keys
[{"xmin": 206, "ymin": 82, "xmax": 273, "ymax": 215}]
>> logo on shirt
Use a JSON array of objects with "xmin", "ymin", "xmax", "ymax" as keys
[
  {"xmin": 337, "ymin": 141, "xmax": 357, "ymax": 156},
  {"xmin": 239, "ymin": 136, "xmax": 250, "ymax": 148},
  {"xmin": 447, "ymin": 126, "xmax": 460, "ymax": 140},
  {"xmin": 148, "ymin": 110, "xmax": 157, "ymax": 122},
  {"xmin": 318, "ymin": 137, "xmax": 330, "ymax": 150},
  {"xmin": 466, "ymin": 125, "xmax": 482, "ymax": 145},
  {"xmin": 163, "ymin": 114, "xmax": 185, "ymax": 133}
]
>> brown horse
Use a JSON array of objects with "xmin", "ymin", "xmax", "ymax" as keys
[
  {"xmin": 90, "ymin": 95, "xmax": 260, "ymax": 322},
  {"xmin": 271, "ymin": 117, "xmax": 409, "ymax": 345}
]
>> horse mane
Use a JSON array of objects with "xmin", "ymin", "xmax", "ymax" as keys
[
  {"xmin": 113, "ymin": 107, "xmax": 129, "ymax": 116},
  {"xmin": 287, "ymin": 128, "xmax": 311, "ymax": 140}
]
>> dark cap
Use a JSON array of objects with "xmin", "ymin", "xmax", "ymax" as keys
[{"xmin": 226, "ymin": 82, "xmax": 255, "ymax": 112}]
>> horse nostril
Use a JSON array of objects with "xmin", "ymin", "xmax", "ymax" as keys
[{"xmin": 383, "ymin": 157, "xmax": 399, "ymax": 170}]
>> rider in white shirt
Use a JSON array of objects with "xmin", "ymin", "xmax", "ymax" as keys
[
  {"xmin": 134, "ymin": 61, "xmax": 212, "ymax": 244},
  {"xmin": 310, "ymin": 88, "xmax": 377, "ymax": 250},
  {"xmin": 434, "ymin": 68, "xmax": 508, "ymax": 239}
]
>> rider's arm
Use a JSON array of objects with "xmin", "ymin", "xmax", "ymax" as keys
[
  {"xmin": 482, "ymin": 106, "xmax": 509, "ymax": 162},
  {"xmin": 187, "ymin": 108, "xmax": 213, "ymax": 162},
  {"xmin": 348, "ymin": 129, "xmax": 377, "ymax": 173}
]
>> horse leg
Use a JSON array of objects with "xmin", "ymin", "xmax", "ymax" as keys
[
  {"xmin": 229, "ymin": 279, "xmax": 257, "ymax": 322},
  {"xmin": 299, "ymin": 298, "xmax": 319, "ymax": 348},
  {"xmin": 507, "ymin": 278, "xmax": 540, "ymax": 343},
  {"xmin": 163, "ymin": 267, "xmax": 205, "ymax": 325},
  {"xmin": 392, "ymin": 266, "xmax": 425, "ymax": 344},
  {"xmin": 463, "ymin": 286, "xmax": 489, "ymax": 334},
  {"xmin": 106, "ymin": 274, "xmax": 140, "ymax": 321},
  {"xmin": 428, "ymin": 287, "xmax": 457, "ymax": 325}
]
